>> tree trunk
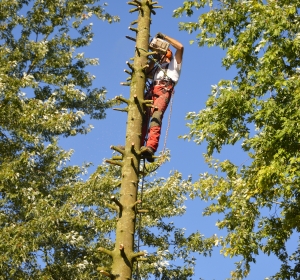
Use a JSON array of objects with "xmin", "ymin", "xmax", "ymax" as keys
[{"xmin": 99, "ymin": 1, "xmax": 158, "ymax": 279}]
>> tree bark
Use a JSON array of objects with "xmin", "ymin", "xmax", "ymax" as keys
[{"xmin": 108, "ymin": 1, "xmax": 152, "ymax": 279}]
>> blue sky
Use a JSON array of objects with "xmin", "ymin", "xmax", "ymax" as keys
[{"xmin": 59, "ymin": 1, "xmax": 289, "ymax": 279}]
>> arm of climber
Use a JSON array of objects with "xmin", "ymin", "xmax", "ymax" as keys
[{"xmin": 163, "ymin": 34, "xmax": 184, "ymax": 64}]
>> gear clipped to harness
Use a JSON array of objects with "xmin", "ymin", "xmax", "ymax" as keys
[{"xmin": 149, "ymin": 33, "xmax": 170, "ymax": 55}]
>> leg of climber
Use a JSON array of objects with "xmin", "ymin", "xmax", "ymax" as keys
[{"xmin": 141, "ymin": 84, "xmax": 173, "ymax": 162}]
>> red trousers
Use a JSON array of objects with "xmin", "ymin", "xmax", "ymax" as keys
[{"xmin": 142, "ymin": 83, "xmax": 174, "ymax": 152}]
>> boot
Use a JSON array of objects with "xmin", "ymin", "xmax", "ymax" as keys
[{"xmin": 140, "ymin": 146, "xmax": 155, "ymax": 162}]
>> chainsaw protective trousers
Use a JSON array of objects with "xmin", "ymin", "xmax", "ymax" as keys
[{"xmin": 142, "ymin": 83, "xmax": 174, "ymax": 152}]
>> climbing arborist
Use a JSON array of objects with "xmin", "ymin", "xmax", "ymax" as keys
[{"xmin": 141, "ymin": 32, "xmax": 184, "ymax": 162}]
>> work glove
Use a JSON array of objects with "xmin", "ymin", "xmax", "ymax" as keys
[{"xmin": 156, "ymin": 32, "xmax": 166, "ymax": 40}]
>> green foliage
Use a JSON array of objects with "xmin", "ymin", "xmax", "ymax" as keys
[
  {"xmin": 0, "ymin": 0, "xmax": 120, "ymax": 278},
  {"xmin": 132, "ymin": 156, "xmax": 214, "ymax": 280},
  {"xmin": 175, "ymin": 0, "xmax": 300, "ymax": 279}
]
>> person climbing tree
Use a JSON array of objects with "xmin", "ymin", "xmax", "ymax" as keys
[{"xmin": 141, "ymin": 32, "xmax": 184, "ymax": 162}]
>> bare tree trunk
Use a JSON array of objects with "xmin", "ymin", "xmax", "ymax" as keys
[{"xmin": 99, "ymin": 1, "xmax": 161, "ymax": 279}]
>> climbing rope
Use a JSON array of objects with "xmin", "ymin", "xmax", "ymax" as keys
[
  {"xmin": 162, "ymin": 92, "xmax": 174, "ymax": 154},
  {"xmin": 136, "ymin": 159, "xmax": 146, "ymax": 280}
]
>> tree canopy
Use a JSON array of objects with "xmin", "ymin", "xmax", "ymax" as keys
[
  {"xmin": 175, "ymin": 0, "xmax": 300, "ymax": 278},
  {"xmin": 0, "ymin": 0, "xmax": 119, "ymax": 277}
]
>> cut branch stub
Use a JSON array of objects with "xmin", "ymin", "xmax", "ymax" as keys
[
  {"xmin": 111, "ymin": 195, "xmax": 123, "ymax": 210},
  {"xmin": 136, "ymin": 257, "xmax": 148, "ymax": 262},
  {"xmin": 142, "ymin": 99, "xmax": 153, "ymax": 108},
  {"xmin": 141, "ymin": 64, "xmax": 149, "ymax": 70},
  {"xmin": 132, "ymin": 251, "xmax": 146, "ymax": 261},
  {"xmin": 106, "ymin": 203, "xmax": 119, "ymax": 212},
  {"xmin": 115, "ymin": 95, "xmax": 129, "ymax": 104},
  {"xmin": 129, "ymin": 26, "xmax": 138, "ymax": 33},
  {"xmin": 125, "ymin": 35, "xmax": 136, "ymax": 42},
  {"xmin": 132, "ymin": 200, "xmax": 142, "ymax": 209},
  {"xmin": 105, "ymin": 159, "xmax": 124, "ymax": 167},
  {"xmin": 130, "ymin": 19, "xmax": 138, "ymax": 25},
  {"xmin": 146, "ymin": 51, "xmax": 157, "ymax": 57},
  {"xmin": 127, "ymin": 1, "xmax": 140, "ymax": 6},
  {"xmin": 98, "ymin": 247, "xmax": 113, "ymax": 257},
  {"xmin": 113, "ymin": 107, "xmax": 129, "ymax": 113},
  {"xmin": 124, "ymin": 69, "xmax": 132, "ymax": 75},
  {"xmin": 126, "ymin": 61, "xmax": 134, "ymax": 70},
  {"xmin": 137, "ymin": 209, "xmax": 149, "ymax": 213},
  {"xmin": 99, "ymin": 270, "xmax": 114, "ymax": 279},
  {"xmin": 129, "ymin": 6, "xmax": 141, "ymax": 13},
  {"xmin": 135, "ymin": 46, "xmax": 141, "ymax": 56},
  {"xmin": 112, "ymin": 155, "xmax": 123, "ymax": 161},
  {"xmin": 120, "ymin": 82, "xmax": 131, "ymax": 86},
  {"xmin": 110, "ymin": 145, "xmax": 125, "ymax": 155}
]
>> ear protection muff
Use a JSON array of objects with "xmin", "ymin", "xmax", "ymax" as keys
[{"xmin": 166, "ymin": 48, "xmax": 173, "ymax": 59}]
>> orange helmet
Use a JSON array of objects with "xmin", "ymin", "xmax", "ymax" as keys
[{"xmin": 165, "ymin": 48, "xmax": 173, "ymax": 59}]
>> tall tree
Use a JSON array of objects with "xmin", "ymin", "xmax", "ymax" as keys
[
  {"xmin": 1, "ymin": 1, "xmax": 206, "ymax": 279},
  {"xmin": 175, "ymin": 0, "xmax": 300, "ymax": 279}
]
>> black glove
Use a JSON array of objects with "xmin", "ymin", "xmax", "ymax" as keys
[{"xmin": 156, "ymin": 32, "xmax": 166, "ymax": 40}]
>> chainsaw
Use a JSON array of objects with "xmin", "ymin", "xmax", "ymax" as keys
[
  {"xmin": 125, "ymin": 33, "xmax": 170, "ymax": 55},
  {"xmin": 149, "ymin": 34, "xmax": 170, "ymax": 54}
]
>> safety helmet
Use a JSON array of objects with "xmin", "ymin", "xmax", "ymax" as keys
[{"xmin": 165, "ymin": 48, "xmax": 173, "ymax": 59}]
